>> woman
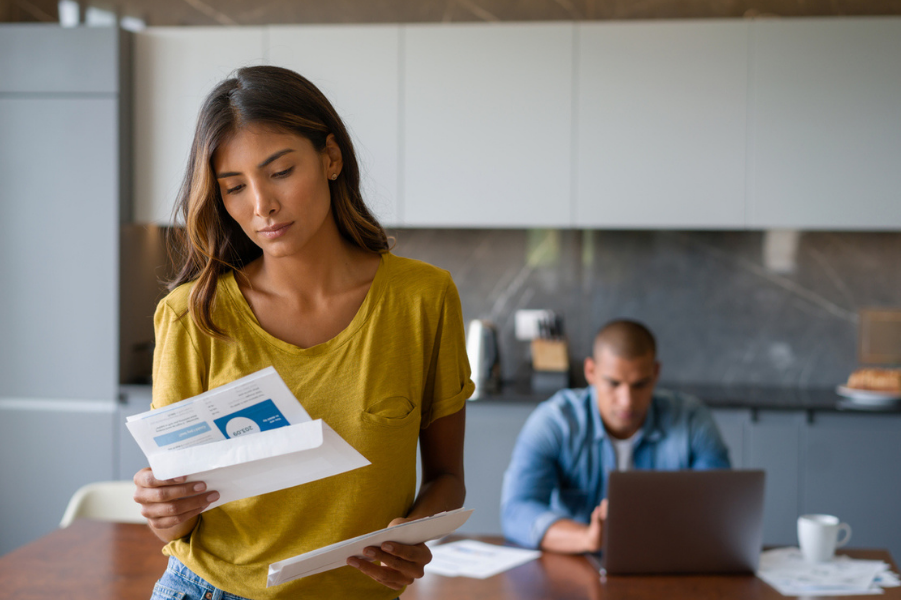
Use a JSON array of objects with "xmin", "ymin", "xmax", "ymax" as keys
[{"xmin": 133, "ymin": 65, "xmax": 473, "ymax": 600}]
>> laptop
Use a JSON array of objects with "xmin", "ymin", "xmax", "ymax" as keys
[{"xmin": 595, "ymin": 469, "xmax": 765, "ymax": 575}]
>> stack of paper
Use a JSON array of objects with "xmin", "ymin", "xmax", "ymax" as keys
[
  {"xmin": 757, "ymin": 547, "xmax": 901, "ymax": 596},
  {"xmin": 126, "ymin": 367, "xmax": 370, "ymax": 510},
  {"xmin": 424, "ymin": 540, "xmax": 542, "ymax": 579}
]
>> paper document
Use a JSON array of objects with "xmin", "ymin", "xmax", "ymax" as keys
[
  {"xmin": 126, "ymin": 367, "xmax": 369, "ymax": 509},
  {"xmin": 757, "ymin": 547, "xmax": 900, "ymax": 596},
  {"xmin": 267, "ymin": 508, "xmax": 474, "ymax": 587},
  {"xmin": 424, "ymin": 539, "xmax": 541, "ymax": 579}
]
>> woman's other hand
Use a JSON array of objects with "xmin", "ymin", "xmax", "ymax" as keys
[
  {"xmin": 346, "ymin": 517, "xmax": 433, "ymax": 590},
  {"xmin": 346, "ymin": 407, "xmax": 465, "ymax": 589},
  {"xmin": 133, "ymin": 467, "xmax": 219, "ymax": 542}
]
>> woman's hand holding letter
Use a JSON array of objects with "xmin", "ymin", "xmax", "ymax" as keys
[
  {"xmin": 133, "ymin": 467, "xmax": 219, "ymax": 542},
  {"xmin": 346, "ymin": 517, "xmax": 433, "ymax": 591}
]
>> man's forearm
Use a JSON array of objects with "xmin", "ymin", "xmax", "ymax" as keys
[{"xmin": 539, "ymin": 518, "xmax": 599, "ymax": 554}]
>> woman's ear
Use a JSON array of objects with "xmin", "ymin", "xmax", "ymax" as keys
[{"xmin": 324, "ymin": 133, "xmax": 343, "ymax": 177}]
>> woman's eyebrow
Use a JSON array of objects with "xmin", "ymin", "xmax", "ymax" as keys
[{"xmin": 216, "ymin": 148, "xmax": 295, "ymax": 179}]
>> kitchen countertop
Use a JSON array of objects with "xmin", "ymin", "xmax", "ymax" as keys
[
  {"xmin": 123, "ymin": 381, "xmax": 901, "ymax": 414},
  {"xmin": 469, "ymin": 380, "xmax": 901, "ymax": 414}
]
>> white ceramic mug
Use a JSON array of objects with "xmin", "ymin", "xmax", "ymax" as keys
[{"xmin": 797, "ymin": 514, "xmax": 852, "ymax": 562}]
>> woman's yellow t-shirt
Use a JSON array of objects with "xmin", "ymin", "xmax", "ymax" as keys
[{"xmin": 151, "ymin": 252, "xmax": 474, "ymax": 599}]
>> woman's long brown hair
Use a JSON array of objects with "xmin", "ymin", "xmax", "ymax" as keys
[{"xmin": 167, "ymin": 66, "xmax": 390, "ymax": 339}]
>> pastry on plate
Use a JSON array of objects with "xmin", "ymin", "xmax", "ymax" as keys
[{"xmin": 846, "ymin": 368, "xmax": 901, "ymax": 391}]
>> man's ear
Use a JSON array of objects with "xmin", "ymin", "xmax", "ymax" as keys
[
  {"xmin": 653, "ymin": 361, "xmax": 662, "ymax": 382},
  {"xmin": 584, "ymin": 356, "xmax": 596, "ymax": 386}
]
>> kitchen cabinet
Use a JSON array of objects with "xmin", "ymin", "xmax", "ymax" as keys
[
  {"xmin": 713, "ymin": 408, "xmax": 805, "ymax": 547},
  {"xmin": 402, "ymin": 23, "xmax": 574, "ymax": 228},
  {"xmin": 746, "ymin": 411, "xmax": 804, "ymax": 546},
  {"xmin": 710, "ymin": 408, "xmax": 748, "ymax": 469},
  {"xmin": 803, "ymin": 412, "xmax": 901, "ymax": 562},
  {"xmin": 0, "ymin": 26, "xmax": 123, "ymax": 403},
  {"xmin": 458, "ymin": 401, "xmax": 536, "ymax": 535},
  {"xmin": 133, "ymin": 27, "xmax": 266, "ymax": 224},
  {"xmin": 0, "ymin": 24, "xmax": 119, "ymax": 93},
  {"xmin": 575, "ymin": 21, "xmax": 749, "ymax": 229},
  {"xmin": 0, "ymin": 24, "xmax": 126, "ymax": 556},
  {"xmin": 268, "ymin": 25, "xmax": 401, "ymax": 227},
  {"xmin": 0, "ymin": 96, "xmax": 119, "ymax": 401},
  {"xmin": 132, "ymin": 18, "xmax": 901, "ymax": 230},
  {"xmin": 749, "ymin": 18, "xmax": 901, "ymax": 229}
]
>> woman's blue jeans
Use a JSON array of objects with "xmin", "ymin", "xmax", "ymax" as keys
[
  {"xmin": 150, "ymin": 555, "xmax": 403, "ymax": 600},
  {"xmin": 150, "ymin": 556, "xmax": 252, "ymax": 600}
]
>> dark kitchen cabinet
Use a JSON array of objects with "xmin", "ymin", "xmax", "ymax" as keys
[
  {"xmin": 458, "ymin": 401, "xmax": 536, "ymax": 535},
  {"xmin": 745, "ymin": 411, "xmax": 805, "ymax": 547},
  {"xmin": 803, "ymin": 412, "xmax": 901, "ymax": 562}
]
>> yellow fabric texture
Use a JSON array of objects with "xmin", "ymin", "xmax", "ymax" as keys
[{"xmin": 150, "ymin": 252, "xmax": 474, "ymax": 600}]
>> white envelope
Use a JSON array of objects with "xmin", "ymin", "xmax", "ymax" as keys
[
  {"xmin": 126, "ymin": 367, "xmax": 370, "ymax": 510},
  {"xmin": 267, "ymin": 508, "xmax": 474, "ymax": 587},
  {"xmin": 148, "ymin": 419, "xmax": 370, "ymax": 510}
]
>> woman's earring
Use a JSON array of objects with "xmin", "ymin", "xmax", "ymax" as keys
[{"xmin": 330, "ymin": 173, "xmax": 338, "ymax": 180}]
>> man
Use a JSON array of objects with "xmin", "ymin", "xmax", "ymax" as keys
[{"xmin": 500, "ymin": 319, "xmax": 730, "ymax": 552}]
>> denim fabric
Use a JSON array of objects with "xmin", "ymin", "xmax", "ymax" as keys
[
  {"xmin": 149, "ymin": 556, "xmax": 403, "ymax": 600},
  {"xmin": 500, "ymin": 387, "xmax": 731, "ymax": 549},
  {"xmin": 150, "ymin": 556, "xmax": 252, "ymax": 600}
]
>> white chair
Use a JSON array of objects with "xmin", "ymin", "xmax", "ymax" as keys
[{"xmin": 59, "ymin": 480, "xmax": 147, "ymax": 528}]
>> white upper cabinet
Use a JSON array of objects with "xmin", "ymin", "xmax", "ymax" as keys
[
  {"xmin": 133, "ymin": 28, "xmax": 266, "ymax": 224},
  {"xmin": 576, "ymin": 21, "xmax": 749, "ymax": 229},
  {"xmin": 268, "ymin": 26, "xmax": 401, "ymax": 227},
  {"xmin": 402, "ymin": 23, "xmax": 574, "ymax": 228},
  {"xmin": 131, "ymin": 19, "xmax": 901, "ymax": 230},
  {"xmin": 749, "ymin": 18, "xmax": 901, "ymax": 230}
]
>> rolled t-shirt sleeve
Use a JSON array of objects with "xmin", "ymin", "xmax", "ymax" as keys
[
  {"xmin": 421, "ymin": 277, "xmax": 475, "ymax": 428},
  {"xmin": 501, "ymin": 404, "xmax": 570, "ymax": 549}
]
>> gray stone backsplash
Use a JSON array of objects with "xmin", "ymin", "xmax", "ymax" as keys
[{"xmin": 389, "ymin": 229, "xmax": 901, "ymax": 389}]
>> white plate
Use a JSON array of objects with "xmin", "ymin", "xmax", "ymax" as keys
[{"xmin": 836, "ymin": 385, "xmax": 901, "ymax": 405}]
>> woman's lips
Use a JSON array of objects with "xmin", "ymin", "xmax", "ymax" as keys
[{"xmin": 258, "ymin": 222, "xmax": 293, "ymax": 239}]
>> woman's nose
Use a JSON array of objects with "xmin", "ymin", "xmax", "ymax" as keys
[{"xmin": 251, "ymin": 183, "xmax": 279, "ymax": 216}]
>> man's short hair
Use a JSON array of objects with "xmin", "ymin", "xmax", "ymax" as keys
[{"xmin": 593, "ymin": 319, "xmax": 657, "ymax": 360}]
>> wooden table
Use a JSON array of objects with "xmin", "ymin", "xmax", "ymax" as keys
[
  {"xmin": 1, "ymin": 523, "xmax": 897, "ymax": 600},
  {"xmin": 0, "ymin": 520, "xmax": 167, "ymax": 600},
  {"xmin": 405, "ymin": 537, "xmax": 901, "ymax": 600}
]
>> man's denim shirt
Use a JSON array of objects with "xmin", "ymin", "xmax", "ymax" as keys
[{"xmin": 500, "ymin": 387, "xmax": 731, "ymax": 549}]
